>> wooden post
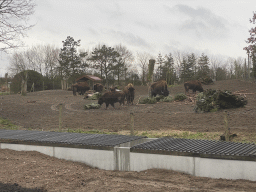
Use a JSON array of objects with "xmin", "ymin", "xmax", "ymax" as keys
[
  {"xmin": 59, "ymin": 104, "xmax": 63, "ymax": 131},
  {"xmin": 130, "ymin": 112, "xmax": 134, "ymax": 136},
  {"xmin": 224, "ymin": 111, "xmax": 229, "ymax": 141}
]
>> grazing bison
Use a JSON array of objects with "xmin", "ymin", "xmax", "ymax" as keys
[
  {"xmin": 151, "ymin": 80, "xmax": 169, "ymax": 97},
  {"xmin": 93, "ymin": 83, "xmax": 104, "ymax": 92},
  {"xmin": 72, "ymin": 81, "xmax": 90, "ymax": 96},
  {"xmin": 123, "ymin": 83, "xmax": 135, "ymax": 105},
  {"xmin": 98, "ymin": 91, "xmax": 125, "ymax": 109},
  {"xmin": 184, "ymin": 80, "xmax": 204, "ymax": 94}
]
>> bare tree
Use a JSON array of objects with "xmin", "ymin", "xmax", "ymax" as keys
[
  {"xmin": 8, "ymin": 51, "xmax": 28, "ymax": 95},
  {"xmin": 0, "ymin": 0, "xmax": 36, "ymax": 52},
  {"xmin": 136, "ymin": 52, "xmax": 152, "ymax": 85},
  {"xmin": 115, "ymin": 44, "xmax": 133, "ymax": 85}
]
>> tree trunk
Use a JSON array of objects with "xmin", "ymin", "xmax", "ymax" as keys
[{"xmin": 21, "ymin": 71, "xmax": 28, "ymax": 96}]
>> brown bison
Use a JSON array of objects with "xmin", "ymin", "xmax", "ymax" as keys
[
  {"xmin": 98, "ymin": 91, "xmax": 125, "ymax": 109},
  {"xmin": 184, "ymin": 80, "xmax": 204, "ymax": 94},
  {"xmin": 72, "ymin": 81, "xmax": 90, "ymax": 96},
  {"xmin": 123, "ymin": 83, "xmax": 135, "ymax": 105},
  {"xmin": 93, "ymin": 83, "xmax": 104, "ymax": 92},
  {"xmin": 151, "ymin": 80, "xmax": 169, "ymax": 97}
]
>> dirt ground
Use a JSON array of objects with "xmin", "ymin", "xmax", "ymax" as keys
[{"xmin": 0, "ymin": 79, "xmax": 256, "ymax": 191}]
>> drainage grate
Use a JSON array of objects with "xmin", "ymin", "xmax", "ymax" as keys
[
  {"xmin": 0, "ymin": 129, "xmax": 146, "ymax": 148},
  {"xmin": 131, "ymin": 137, "xmax": 256, "ymax": 161}
]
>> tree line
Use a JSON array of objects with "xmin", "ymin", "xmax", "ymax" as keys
[{"xmin": 7, "ymin": 35, "xmax": 253, "ymax": 94}]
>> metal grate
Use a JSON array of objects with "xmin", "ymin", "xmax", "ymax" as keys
[
  {"xmin": 0, "ymin": 129, "xmax": 146, "ymax": 148},
  {"xmin": 131, "ymin": 137, "xmax": 256, "ymax": 160}
]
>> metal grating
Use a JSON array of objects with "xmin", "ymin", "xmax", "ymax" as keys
[
  {"xmin": 131, "ymin": 137, "xmax": 256, "ymax": 160},
  {"xmin": 0, "ymin": 129, "xmax": 146, "ymax": 148}
]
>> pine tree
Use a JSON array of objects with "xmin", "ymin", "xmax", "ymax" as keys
[
  {"xmin": 163, "ymin": 53, "xmax": 176, "ymax": 85},
  {"xmin": 180, "ymin": 55, "xmax": 193, "ymax": 82},
  {"xmin": 244, "ymin": 12, "xmax": 256, "ymax": 78},
  {"xmin": 155, "ymin": 53, "xmax": 164, "ymax": 80},
  {"xmin": 58, "ymin": 36, "xmax": 87, "ymax": 82},
  {"xmin": 197, "ymin": 53, "xmax": 210, "ymax": 78},
  {"xmin": 88, "ymin": 45, "xmax": 119, "ymax": 87}
]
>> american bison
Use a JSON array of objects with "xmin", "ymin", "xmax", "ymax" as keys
[
  {"xmin": 123, "ymin": 83, "xmax": 135, "ymax": 105},
  {"xmin": 151, "ymin": 80, "xmax": 169, "ymax": 97},
  {"xmin": 93, "ymin": 83, "xmax": 104, "ymax": 92},
  {"xmin": 98, "ymin": 91, "xmax": 125, "ymax": 109},
  {"xmin": 72, "ymin": 81, "xmax": 90, "ymax": 96},
  {"xmin": 109, "ymin": 86, "xmax": 118, "ymax": 92},
  {"xmin": 184, "ymin": 80, "xmax": 204, "ymax": 94}
]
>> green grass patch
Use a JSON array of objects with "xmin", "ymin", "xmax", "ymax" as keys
[
  {"xmin": 0, "ymin": 92, "xmax": 10, "ymax": 96},
  {"xmin": 0, "ymin": 117, "xmax": 18, "ymax": 130}
]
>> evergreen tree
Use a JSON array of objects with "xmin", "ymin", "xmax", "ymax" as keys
[
  {"xmin": 244, "ymin": 12, "xmax": 256, "ymax": 78},
  {"xmin": 58, "ymin": 36, "xmax": 87, "ymax": 82},
  {"xmin": 216, "ymin": 67, "xmax": 227, "ymax": 81},
  {"xmin": 197, "ymin": 53, "xmax": 210, "ymax": 78},
  {"xmin": 180, "ymin": 55, "xmax": 194, "ymax": 82},
  {"xmin": 155, "ymin": 53, "xmax": 164, "ymax": 80},
  {"xmin": 88, "ymin": 45, "xmax": 120, "ymax": 87},
  {"xmin": 163, "ymin": 53, "xmax": 176, "ymax": 85},
  {"xmin": 187, "ymin": 53, "xmax": 196, "ymax": 79}
]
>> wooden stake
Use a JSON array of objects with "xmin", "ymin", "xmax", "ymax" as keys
[
  {"xmin": 59, "ymin": 104, "xmax": 63, "ymax": 131},
  {"xmin": 224, "ymin": 111, "xmax": 229, "ymax": 141},
  {"xmin": 130, "ymin": 112, "xmax": 134, "ymax": 136}
]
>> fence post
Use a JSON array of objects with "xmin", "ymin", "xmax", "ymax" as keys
[
  {"xmin": 59, "ymin": 104, "xmax": 63, "ymax": 131},
  {"xmin": 130, "ymin": 112, "xmax": 134, "ymax": 136},
  {"xmin": 224, "ymin": 111, "xmax": 229, "ymax": 141}
]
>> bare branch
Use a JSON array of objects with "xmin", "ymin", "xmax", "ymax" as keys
[{"xmin": 0, "ymin": 0, "xmax": 36, "ymax": 52}]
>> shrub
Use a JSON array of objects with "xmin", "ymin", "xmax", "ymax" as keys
[
  {"xmin": 174, "ymin": 93, "xmax": 187, "ymax": 101},
  {"xmin": 84, "ymin": 103, "xmax": 101, "ymax": 110},
  {"xmin": 139, "ymin": 97, "xmax": 157, "ymax": 104},
  {"xmin": 160, "ymin": 96, "xmax": 174, "ymax": 102},
  {"xmin": 155, "ymin": 95, "xmax": 165, "ymax": 101},
  {"xmin": 87, "ymin": 92, "xmax": 102, "ymax": 100},
  {"xmin": 194, "ymin": 89, "xmax": 247, "ymax": 112}
]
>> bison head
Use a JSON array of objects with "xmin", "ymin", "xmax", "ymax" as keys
[
  {"xmin": 162, "ymin": 89, "xmax": 169, "ymax": 97},
  {"xmin": 128, "ymin": 87, "xmax": 135, "ymax": 92},
  {"xmin": 98, "ymin": 97, "xmax": 104, "ymax": 105}
]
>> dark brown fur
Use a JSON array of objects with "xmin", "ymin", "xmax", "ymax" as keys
[
  {"xmin": 151, "ymin": 80, "xmax": 169, "ymax": 97},
  {"xmin": 72, "ymin": 81, "xmax": 90, "ymax": 96},
  {"xmin": 93, "ymin": 83, "xmax": 104, "ymax": 92},
  {"xmin": 98, "ymin": 91, "xmax": 125, "ymax": 109},
  {"xmin": 123, "ymin": 83, "xmax": 135, "ymax": 105},
  {"xmin": 184, "ymin": 80, "xmax": 204, "ymax": 94}
]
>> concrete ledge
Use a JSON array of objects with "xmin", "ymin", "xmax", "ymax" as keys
[
  {"xmin": 1, "ymin": 143, "xmax": 54, "ymax": 157},
  {"xmin": 195, "ymin": 157, "xmax": 256, "ymax": 181},
  {"xmin": 1, "ymin": 141, "xmax": 256, "ymax": 181},
  {"xmin": 130, "ymin": 152, "xmax": 195, "ymax": 175}
]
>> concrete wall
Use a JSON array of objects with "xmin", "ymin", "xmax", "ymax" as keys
[
  {"xmin": 0, "ymin": 143, "xmax": 114, "ymax": 170},
  {"xmin": 1, "ymin": 143, "xmax": 54, "ymax": 157},
  {"xmin": 1, "ymin": 142, "xmax": 256, "ymax": 181},
  {"xmin": 195, "ymin": 157, "xmax": 256, "ymax": 181},
  {"xmin": 130, "ymin": 152, "xmax": 195, "ymax": 175},
  {"xmin": 130, "ymin": 152, "xmax": 256, "ymax": 181}
]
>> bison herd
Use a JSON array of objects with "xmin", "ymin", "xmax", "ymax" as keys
[{"xmin": 72, "ymin": 79, "xmax": 205, "ymax": 109}]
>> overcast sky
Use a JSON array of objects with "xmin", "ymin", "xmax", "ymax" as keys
[{"xmin": 0, "ymin": 0, "xmax": 255, "ymax": 76}]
